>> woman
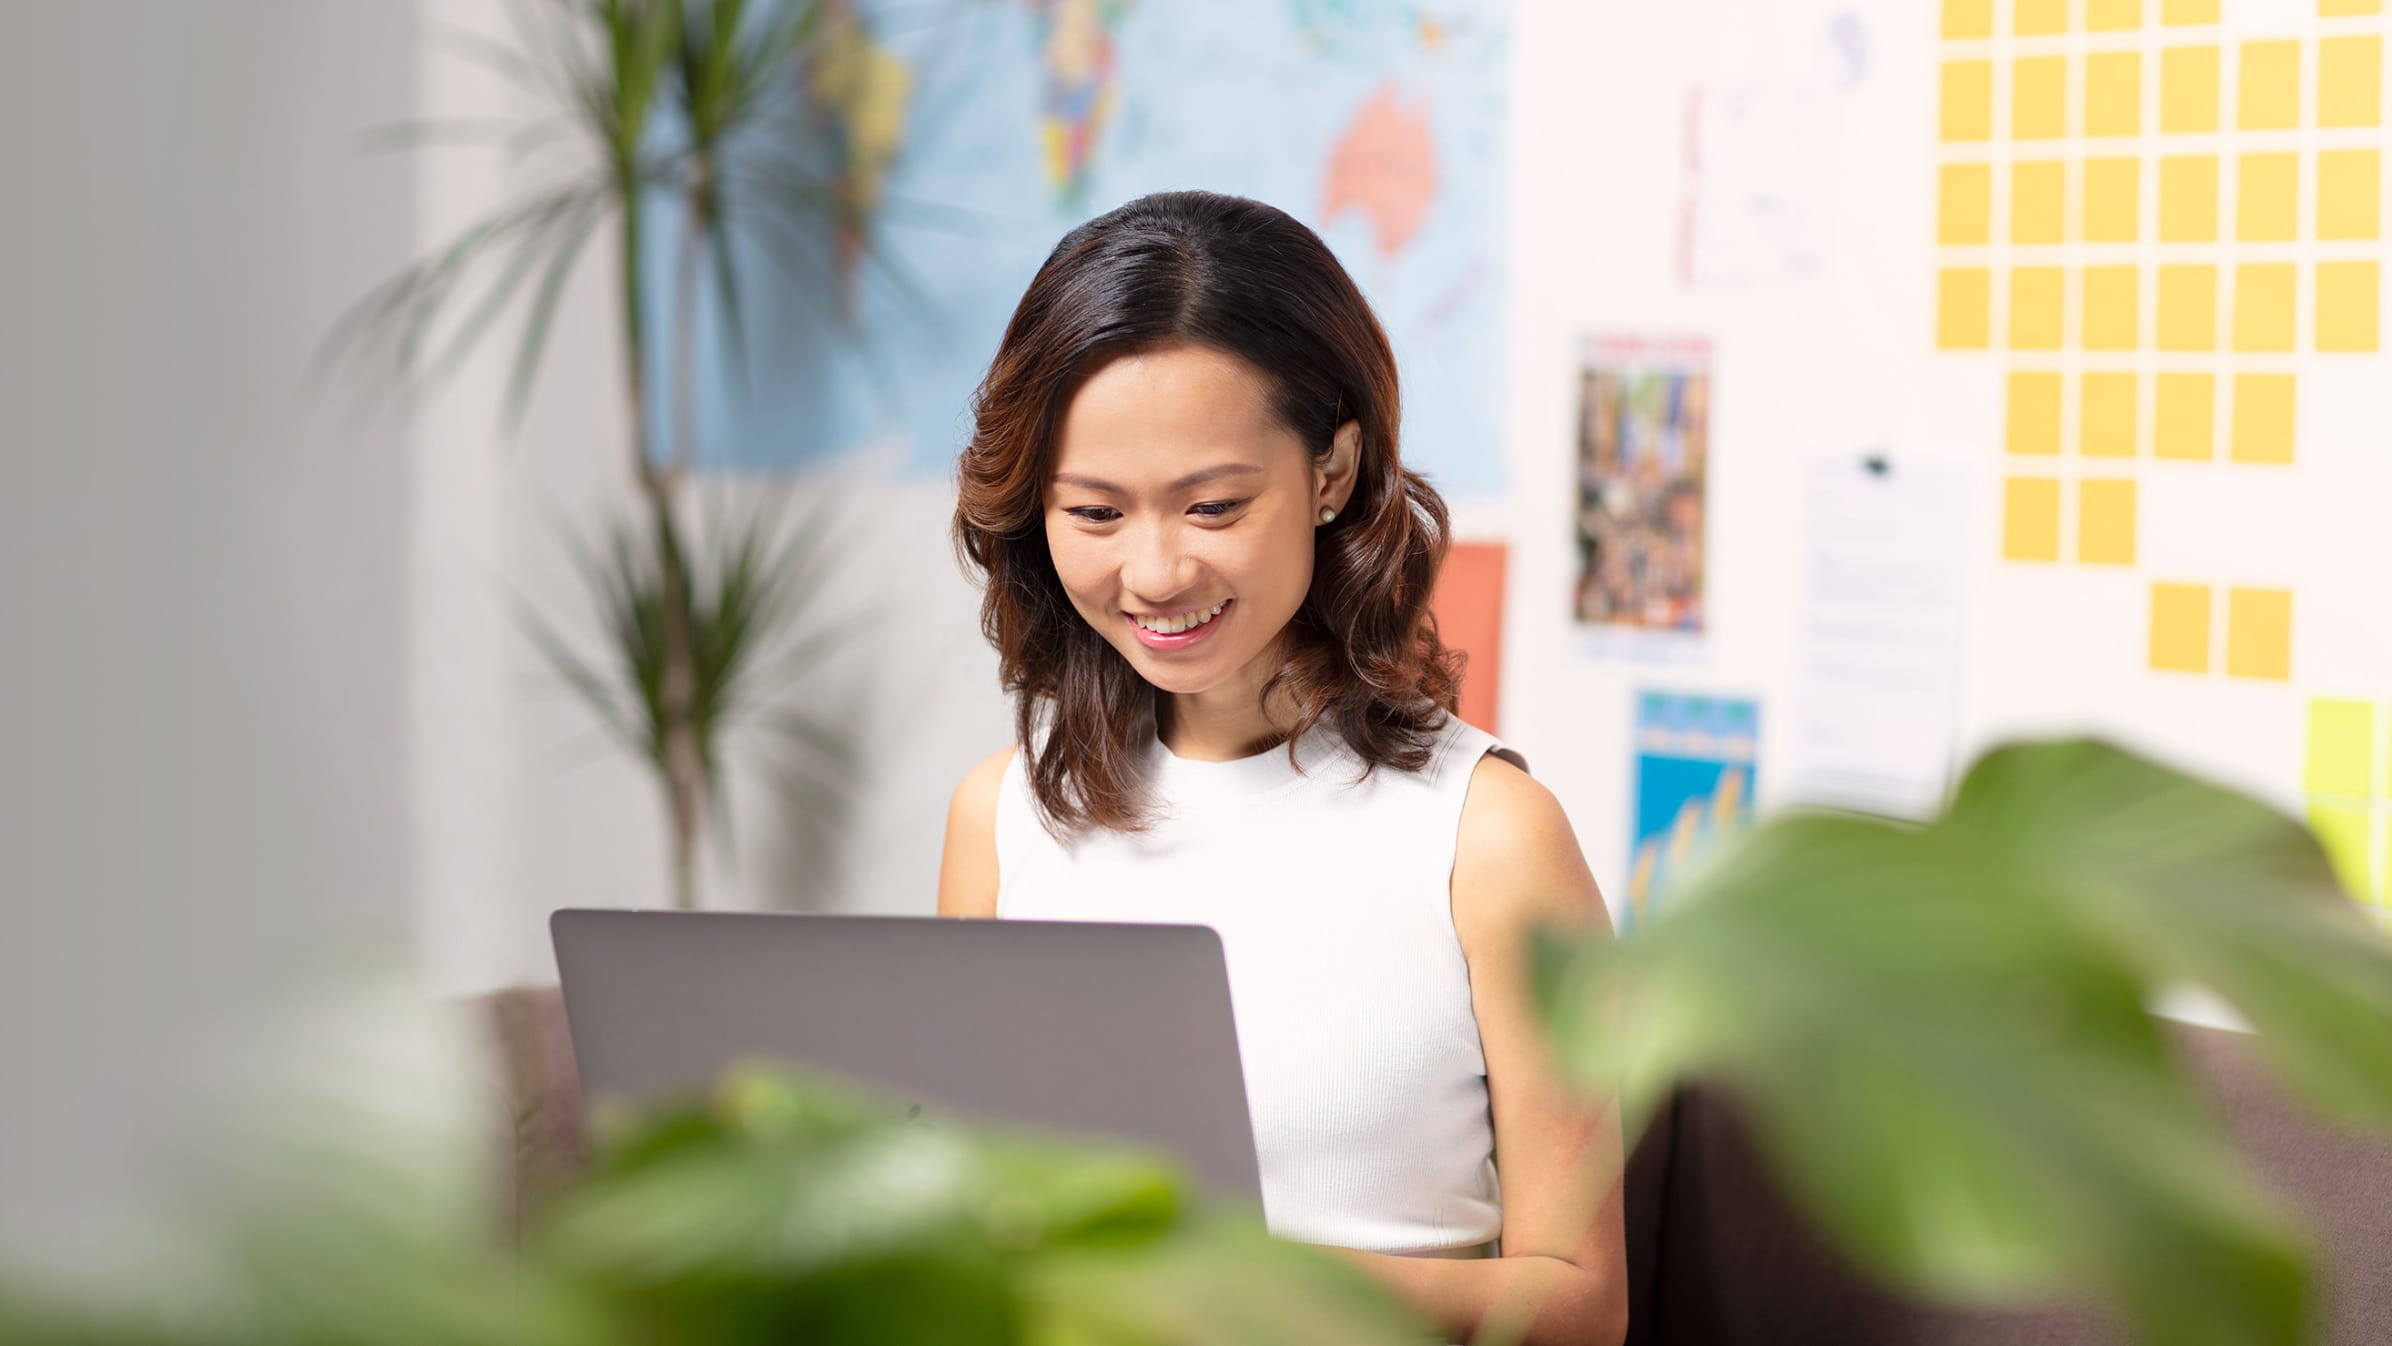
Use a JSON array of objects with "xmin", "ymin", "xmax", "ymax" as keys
[{"xmin": 937, "ymin": 190, "xmax": 1628, "ymax": 1346}]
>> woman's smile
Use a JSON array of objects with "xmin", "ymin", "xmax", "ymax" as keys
[{"xmin": 1126, "ymin": 598, "xmax": 1232, "ymax": 651}]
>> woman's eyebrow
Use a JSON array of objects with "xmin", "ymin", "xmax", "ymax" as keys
[{"xmin": 1051, "ymin": 463, "xmax": 1264, "ymax": 494}]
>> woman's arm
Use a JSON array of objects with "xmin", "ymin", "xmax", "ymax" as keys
[
  {"xmin": 935, "ymin": 746, "xmax": 1014, "ymax": 918},
  {"xmin": 1340, "ymin": 753, "xmax": 1630, "ymax": 1346}
]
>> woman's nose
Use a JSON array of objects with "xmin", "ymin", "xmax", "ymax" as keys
[{"xmin": 1122, "ymin": 518, "xmax": 1197, "ymax": 601}]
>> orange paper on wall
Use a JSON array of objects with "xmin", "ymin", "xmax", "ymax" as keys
[{"xmin": 1430, "ymin": 541, "xmax": 1510, "ymax": 734}]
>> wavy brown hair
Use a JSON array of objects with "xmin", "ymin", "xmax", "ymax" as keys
[{"xmin": 952, "ymin": 190, "xmax": 1462, "ymax": 836}]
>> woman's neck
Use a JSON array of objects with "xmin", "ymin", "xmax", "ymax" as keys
[{"xmin": 1156, "ymin": 668, "xmax": 1303, "ymax": 762}]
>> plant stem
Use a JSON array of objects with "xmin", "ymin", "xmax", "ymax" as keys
[{"xmin": 621, "ymin": 158, "xmax": 709, "ymax": 912}]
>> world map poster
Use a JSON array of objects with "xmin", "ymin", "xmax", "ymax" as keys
[{"xmin": 667, "ymin": 0, "xmax": 1511, "ymax": 497}]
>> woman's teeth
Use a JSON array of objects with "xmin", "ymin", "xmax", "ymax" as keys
[{"xmin": 1133, "ymin": 601, "xmax": 1227, "ymax": 635}]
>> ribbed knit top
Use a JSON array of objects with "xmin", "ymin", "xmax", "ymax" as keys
[{"xmin": 994, "ymin": 712, "xmax": 1520, "ymax": 1255}]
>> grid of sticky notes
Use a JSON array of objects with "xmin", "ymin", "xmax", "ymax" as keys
[
  {"xmin": 1940, "ymin": 0, "xmax": 2385, "ymax": 684},
  {"xmin": 2303, "ymin": 696, "xmax": 2392, "ymax": 922}
]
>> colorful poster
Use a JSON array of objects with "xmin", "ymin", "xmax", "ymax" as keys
[
  {"xmin": 1573, "ymin": 336, "xmax": 1711, "ymax": 634},
  {"xmin": 1627, "ymin": 691, "xmax": 1758, "ymax": 928}
]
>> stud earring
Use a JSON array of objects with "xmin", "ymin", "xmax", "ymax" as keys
[{"xmin": 1319, "ymin": 506, "xmax": 1336, "ymax": 524}]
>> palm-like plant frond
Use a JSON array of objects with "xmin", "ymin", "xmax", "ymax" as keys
[
  {"xmin": 322, "ymin": 0, "xmax": 889, "ymax": 908},
  {"xmin": 517, "ymin": 487, "xmax": 860, "ymax": 875}
]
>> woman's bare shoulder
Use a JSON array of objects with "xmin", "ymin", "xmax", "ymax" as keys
[
  {"xmin": 1450, "ymin": 753, "xmax": 1610, "ymax": 955},
  {"xmin": 955, "ymin": 743, "xmax": 1017, "ymax": 812},
  {"xmin": 936, "ymin": 745, "xmax": 1017, "ymax": 918}
]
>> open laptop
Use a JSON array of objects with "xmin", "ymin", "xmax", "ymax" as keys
[{"xmin": 549, "ymin": 908, "xmax": 1264, "ymax": 1201}]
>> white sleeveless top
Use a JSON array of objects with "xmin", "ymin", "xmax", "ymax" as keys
[{"xmin": 994, "ymin": 712, "xmax": 1523, "ymax": 1255}]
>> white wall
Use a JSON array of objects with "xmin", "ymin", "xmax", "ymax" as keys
[
  {"xmin": 0, "ymin": 2, "xmax": 418, "ymax": 1276},
  {"xmin": 412, "ymin": 0, "xmax": 2392, "ymax": 997}
]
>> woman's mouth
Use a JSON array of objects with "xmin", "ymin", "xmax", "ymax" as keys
[{"xmin": 1126, "ymin": 599, "xmax": 1230, "ymax": 651}]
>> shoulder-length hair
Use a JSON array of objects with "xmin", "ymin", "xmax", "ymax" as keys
[{"xmin": 952, "ymin": 190, "xmax": 1461, "ymax": 837}]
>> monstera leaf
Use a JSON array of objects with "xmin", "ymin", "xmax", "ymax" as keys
[{"xmin": 1535, "ymin": 737, "xmax": 2392, "ymax": 1346}]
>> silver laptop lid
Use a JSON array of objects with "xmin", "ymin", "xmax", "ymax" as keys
[{"xmin": 550, "ymin": 909, "xmax": 1263, "ymax": 1201}]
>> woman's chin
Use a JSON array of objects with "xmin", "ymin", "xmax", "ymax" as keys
[
  {"xmin": 1125, "ymin": 657, "xmax": 1221, "ymax": 696},
  {"xmin": 1108, "ymin": 640, "xmax": 1227, "ymax": 696}
]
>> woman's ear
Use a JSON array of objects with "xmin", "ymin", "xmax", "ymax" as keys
[{"xmin": 1316, "ymin": 419, "xmax": 1362, "ymax": 517}]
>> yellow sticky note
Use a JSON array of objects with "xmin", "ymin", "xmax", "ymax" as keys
[
  {"xmin": 2157, "ymin": 264, "xmax": 2218, "ymax": 349},
  {"xmin": 2008, "ymin": 372, "xmax": 2064, "ymax": 455},
  {"xmin": 1945, "ymin": 0, "xmax": 1995, "ymax": 38},
  {"xmin": 2011, "ymin": 267, "xmax": 2066, "ymax": 350},
  {"xmin": 1940, "ymin": 163, "xmax": 1993, "ymax": 245},
  {"xmin": 2320, "ymin": 35, "xmax": 2382, "ymax": 128},
  {"xmin": 2079, "ymin": 478, "xmax": 2138, "ymax": 566},
  {"xmin": 1943, "ymin": 60, "xmax": 1994, "ymax": 141},
  {"xmin": 2150, "ymin": 582, "xmax": 2213, "ymax": 673},
  {"xmin": 2162, "ymin": 0, "xmax": 2219, "ymax": 20},
  {"xmin": 1940, "ymin": 267, "xmax": 1992, "ymax": 348},
  {"xmin": 2304, "ymin": 697, "xmax": 2376, "ymax": 797},
  {"xmin": 2231, "ymin": 373, "xmax": 2298, "ymax": 464},
  {"xmin": 2239, "ymin": 41, "xmax": 2302, "ymax": 130},
  {"xmin": 2160, "ymin": 155, "xmax": 2219, "ymax": 241},
  {"xmin": 2234, "ymin": 263, "xmax": 2298, "ymax": 352},
  {"xmin": 2082, "ymin": 372, "xmax": 2138, "ymax": 457},
  {"xmin": 2237, "ymin": 153, "xmax": 2299, "ymax": 241},
  {"xmin": 2310, "ymin": 801, "xmax": 2376, "ymax": 900},
  {"xmin": 2015, "ymin": 57, "xmax": 2069, "ymax": 139},
  {"xmin": 2090, "ymin": 0, "xmax": 2143, "ymax": 28},
  {"xmin": 2226, "ymin": 587, "xmax": 2293, "ymax": 681},
  {"xmin": 2088, "ymin": 52, "xmax": 2143, "ymax": 136},
  {"xmin": 2004, "ymin": 477, "xmax": 2063, "ymax": 562},
  {"xmin": 2319, "ymin": 149, "xmax": 2380, "ymax": 240},
  {"xmin": 2321, "ymin": 0, "xmax": 2383, "ymax": 14},
  {"xmin": 2155, "ymin": 373, "xmax": 2216, "ymax": 460},
  {"xmin": 2013, "ymin": 160, "xmax": 2067, "ymax": 244},
  {"xmin": 2163, "ymin": 46, "xmax": 2221, "ymax": 132},
  {"xmin": 2084, "ymin": 265, "xmax": 2140, "ymax": 350},
  {"xmin": 2084, "ymin": 158, "xmax": 2141, "ymax": 241},
  {"xmin": 2318, "ymin": 260, "xmax": 2380, "ymax": 351},
  {"xmin": 2017, "ymin": 0, "xmax": 2068, "ymax": 32}
]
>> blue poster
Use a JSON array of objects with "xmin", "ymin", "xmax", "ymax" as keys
[{"xmin": 1626, "ymin": 692, "xmax": 1759, "ymax": 929}]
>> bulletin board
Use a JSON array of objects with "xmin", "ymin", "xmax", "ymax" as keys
[{"xmin": 1501, "ymin": 0, "xmax": 2392, "ymax": 933}]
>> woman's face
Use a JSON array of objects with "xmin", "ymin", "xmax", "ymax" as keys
[{"xmin": 1044, "ymin": 343, "xmax": 1352, "ymax": 701}]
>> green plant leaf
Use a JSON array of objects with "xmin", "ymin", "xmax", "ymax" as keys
[
  {"xmin": 502, "ymin": 189, "xmax": 616, "ymax": 435},
  {"xmin": 1938, "ymin": 740, "xmax": 2392, "ymax": 1126},
  {"xmin": 1024, "ymin": 1220, "xmax": 1434, "ymax": 1346},
  {"xmin": 311, "ymin": 180, "xmax": 602, "ymax": 406},
  {"xmin": 421, "ymin": 185, "xmax": 609, "ymax": 397},
  {"xmin": 1534, "ymin": 738, "xmax": 2392, "ymax": 1346}
]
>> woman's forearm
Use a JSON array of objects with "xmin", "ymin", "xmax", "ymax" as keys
[{"xmin": 1335, "ymin": 1248, "xmax": 1628, "ymax": 1346}]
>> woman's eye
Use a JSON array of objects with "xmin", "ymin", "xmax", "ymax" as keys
[
  {"xmin": 1190, "ymin": 500, "xmax": 1244, "ymax": 518},
  {"xmin": 1064, "ymin": 506, "xmax": 1121, "ymax": 523}
]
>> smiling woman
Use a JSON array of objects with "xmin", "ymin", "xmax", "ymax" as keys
[
  {"xmin": 1047, "ymin": 347, "xmax": 1345, "ymax": 707},
  {"xmin": 951, "ymin": 189, "xmax": 1458, "ymax": 834},
  {"xmin": 940, "ymin": 191, "xmax": 1629, "ymax": 1346}
]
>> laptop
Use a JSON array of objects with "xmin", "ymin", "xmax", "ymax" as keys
[{"xmin": 549, "ymin": 908, "xmax": 1264, "ymax": 1201}]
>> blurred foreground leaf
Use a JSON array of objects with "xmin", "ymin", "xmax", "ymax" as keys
[
  {"xmin": 0, "ymin": 992, "xmax": 1423, "ymax": 1346},
  {"xmin": 1535, "ymin": 737, "xmax": 2392, "ymax": 1346}
]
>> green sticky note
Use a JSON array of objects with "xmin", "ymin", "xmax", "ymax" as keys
[{"xmin": 2306, "ymin": 698, "xmax": 2378, "ymax": 796}]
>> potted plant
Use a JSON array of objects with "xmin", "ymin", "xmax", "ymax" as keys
[{"xmin": 324, "ymin": 0, "xmax": 894, "ymax": 909}]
